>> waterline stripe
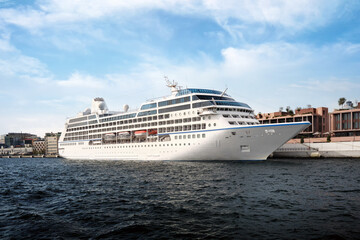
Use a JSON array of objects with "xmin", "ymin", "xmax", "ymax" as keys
[{"xmin": 158, "ymin": 121, "xmax": 310, "ymax": 136}]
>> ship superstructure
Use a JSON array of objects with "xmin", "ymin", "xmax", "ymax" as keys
[{"xmin": 58, "ymin": 80, "xmax": 310, "ymax": 160}]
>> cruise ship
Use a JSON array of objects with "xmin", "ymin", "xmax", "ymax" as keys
[{"xmin": 58, "ymin": 80, "xmax": 310, "ymax": 160}]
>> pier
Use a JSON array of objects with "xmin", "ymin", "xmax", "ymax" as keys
[{"xmin": 0, "ymin": 155, "xmax": 59, "ymax": 158}]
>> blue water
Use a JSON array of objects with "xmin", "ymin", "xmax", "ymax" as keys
[{"xmin": 1, "ymin": 158, "xmax": 359, "ymax": 239}]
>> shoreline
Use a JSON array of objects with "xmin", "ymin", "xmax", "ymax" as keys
[{"xmin": 273, "ymin": 139, "xmax": 360, "ymax": 158}]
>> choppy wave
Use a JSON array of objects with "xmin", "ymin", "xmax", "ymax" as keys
[{"xmin": 0, "ymin": 158, "xmax": 359, "ymax": 239}]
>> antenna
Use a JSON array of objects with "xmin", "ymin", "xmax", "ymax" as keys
[
  {"xmin": 164, "ymin": 76, "xmax": 170, "ymax": 85},
  {"xmin": 220, "ymin": 88, "xmax": 228, "ymax": 97},
  {"xmin": 164, "ymin": 76, "xmax": 178, "ymax": 87}
]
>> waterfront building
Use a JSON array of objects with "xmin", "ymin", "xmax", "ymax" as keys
[
  {"xmin": 0, "ymin": 135, "xmax": 5, "ymax": 148},
  {"xmin": 45, "ymin": 133, "xmax": 60, "ymax": 155},
  {"xmin": 0, "ymin": 133, "xmax": 38, "ymax": 147},
  {"xmin": 257, "ymin": 107, "xmax": 329, "ymax": 137},
  {"xmin": 330, "ymin": 102, "xmax": 360, "ymax": 136},
  {"xmin": 33, "ymin": 140, "xmax": 45, "ymax": 154}
]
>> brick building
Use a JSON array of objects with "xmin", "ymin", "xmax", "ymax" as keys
[
  {"xmin": 257, "ymin": 107, "xmax": 329, "ymax": 137},
  {"xmin": 330, "ymin": 102, "xmax": 360, "ymax": 136}
]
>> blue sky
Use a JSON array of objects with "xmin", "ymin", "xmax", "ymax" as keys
[{"xmin": 1, "ymin": 0, "xmax": 360, "ymax": 136}]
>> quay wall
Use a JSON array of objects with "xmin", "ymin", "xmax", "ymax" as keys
[
  {"xmin": 0, "ymin": 146, "xmax": 33, "ymax": 156},
  {"xmin": 273, "ymin": 141, "xmax": 360, "ymax": 158}
]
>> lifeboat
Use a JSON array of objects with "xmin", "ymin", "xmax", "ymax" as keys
[
  {"xmin": 117, "ymin": 131, "xmax": 130, "ymax": 139},
  {"xmin": 134, "ymin": 130, "xmax": 147, "ymax": 137},
  {"xmin": 148, "ymin": 129, "xmax": 157, "ymax": 135},
  {"xmin": 104, "ymin": 133, "xmax": 116, "ymax": 141}
]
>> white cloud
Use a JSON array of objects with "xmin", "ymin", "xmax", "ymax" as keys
[
  {"xmin": 0, "ymin": 32, "xmax": 52, "ymax": 84},
  {"xmin": 290, "ymin": 78, "xmax": 360, "ymax": 93},
  {"xmin": 1, "ymin": 41, "xmax": 359, "ymax": 135},
  {"xmin": 0, "ymin": 32, "xmax": 15, "ymax": 52},
  {"xmin": 99, "ymin": 41, "xmax": 360, "ymax": 113},
  {"xmin": 0, "ymin": 114, "xmax": 64, "ymax": 137},
  {"xmin": 57, "ymin": 72, "xmax": 105, "ymax": 89},
  {"xmin": 0, "ymin": 0, "xmax": 347, "ymax": 34},
  {"xmin": 207, "ymin": 0, "xmax": 341, "ymax": 28},
  {"xmin": 0, "ymin": 49, "xmax": 51, "ymax": 84}
]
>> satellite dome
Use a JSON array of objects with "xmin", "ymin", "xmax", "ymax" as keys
[
  {"xmin": 83, "ymin": 108, "xmax": 91, "ymax": 115},
  {"xmin": 123, "ymin": 104, "xmax": 129, "ymax": 112},
  {"xmin": 99, "ymin": 102, "xmax": 106, "ymax": 110}
]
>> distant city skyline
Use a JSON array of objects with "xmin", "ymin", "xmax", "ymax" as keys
[{"xmin": 1, "ymin": 0, "xmax": 360, "ymax": 136}]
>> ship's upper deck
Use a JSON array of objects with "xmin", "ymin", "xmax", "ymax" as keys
[
  {"xmin": 175, "ymin": 88, "xmax": 230, "ymax": 97},
  {"xmin": 61, "ymin": 83, "xmax": 259, "ymax": 142},
  {"xmin": 66, "ymin": 84, "xmax": 253, "ymax": 127},
  {"xmin": 140, "ymin": 86, "xmax": 250, "ymax": 111}
]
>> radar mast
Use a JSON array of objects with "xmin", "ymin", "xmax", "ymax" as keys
[{"xmin": 164, "ymin": 76, "xmax": 180, "ymax": 95}]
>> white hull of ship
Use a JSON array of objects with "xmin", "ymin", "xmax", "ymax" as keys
[{"xmin": 59, "ymin": 122, "xmax": 309, "ymax": 161}]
